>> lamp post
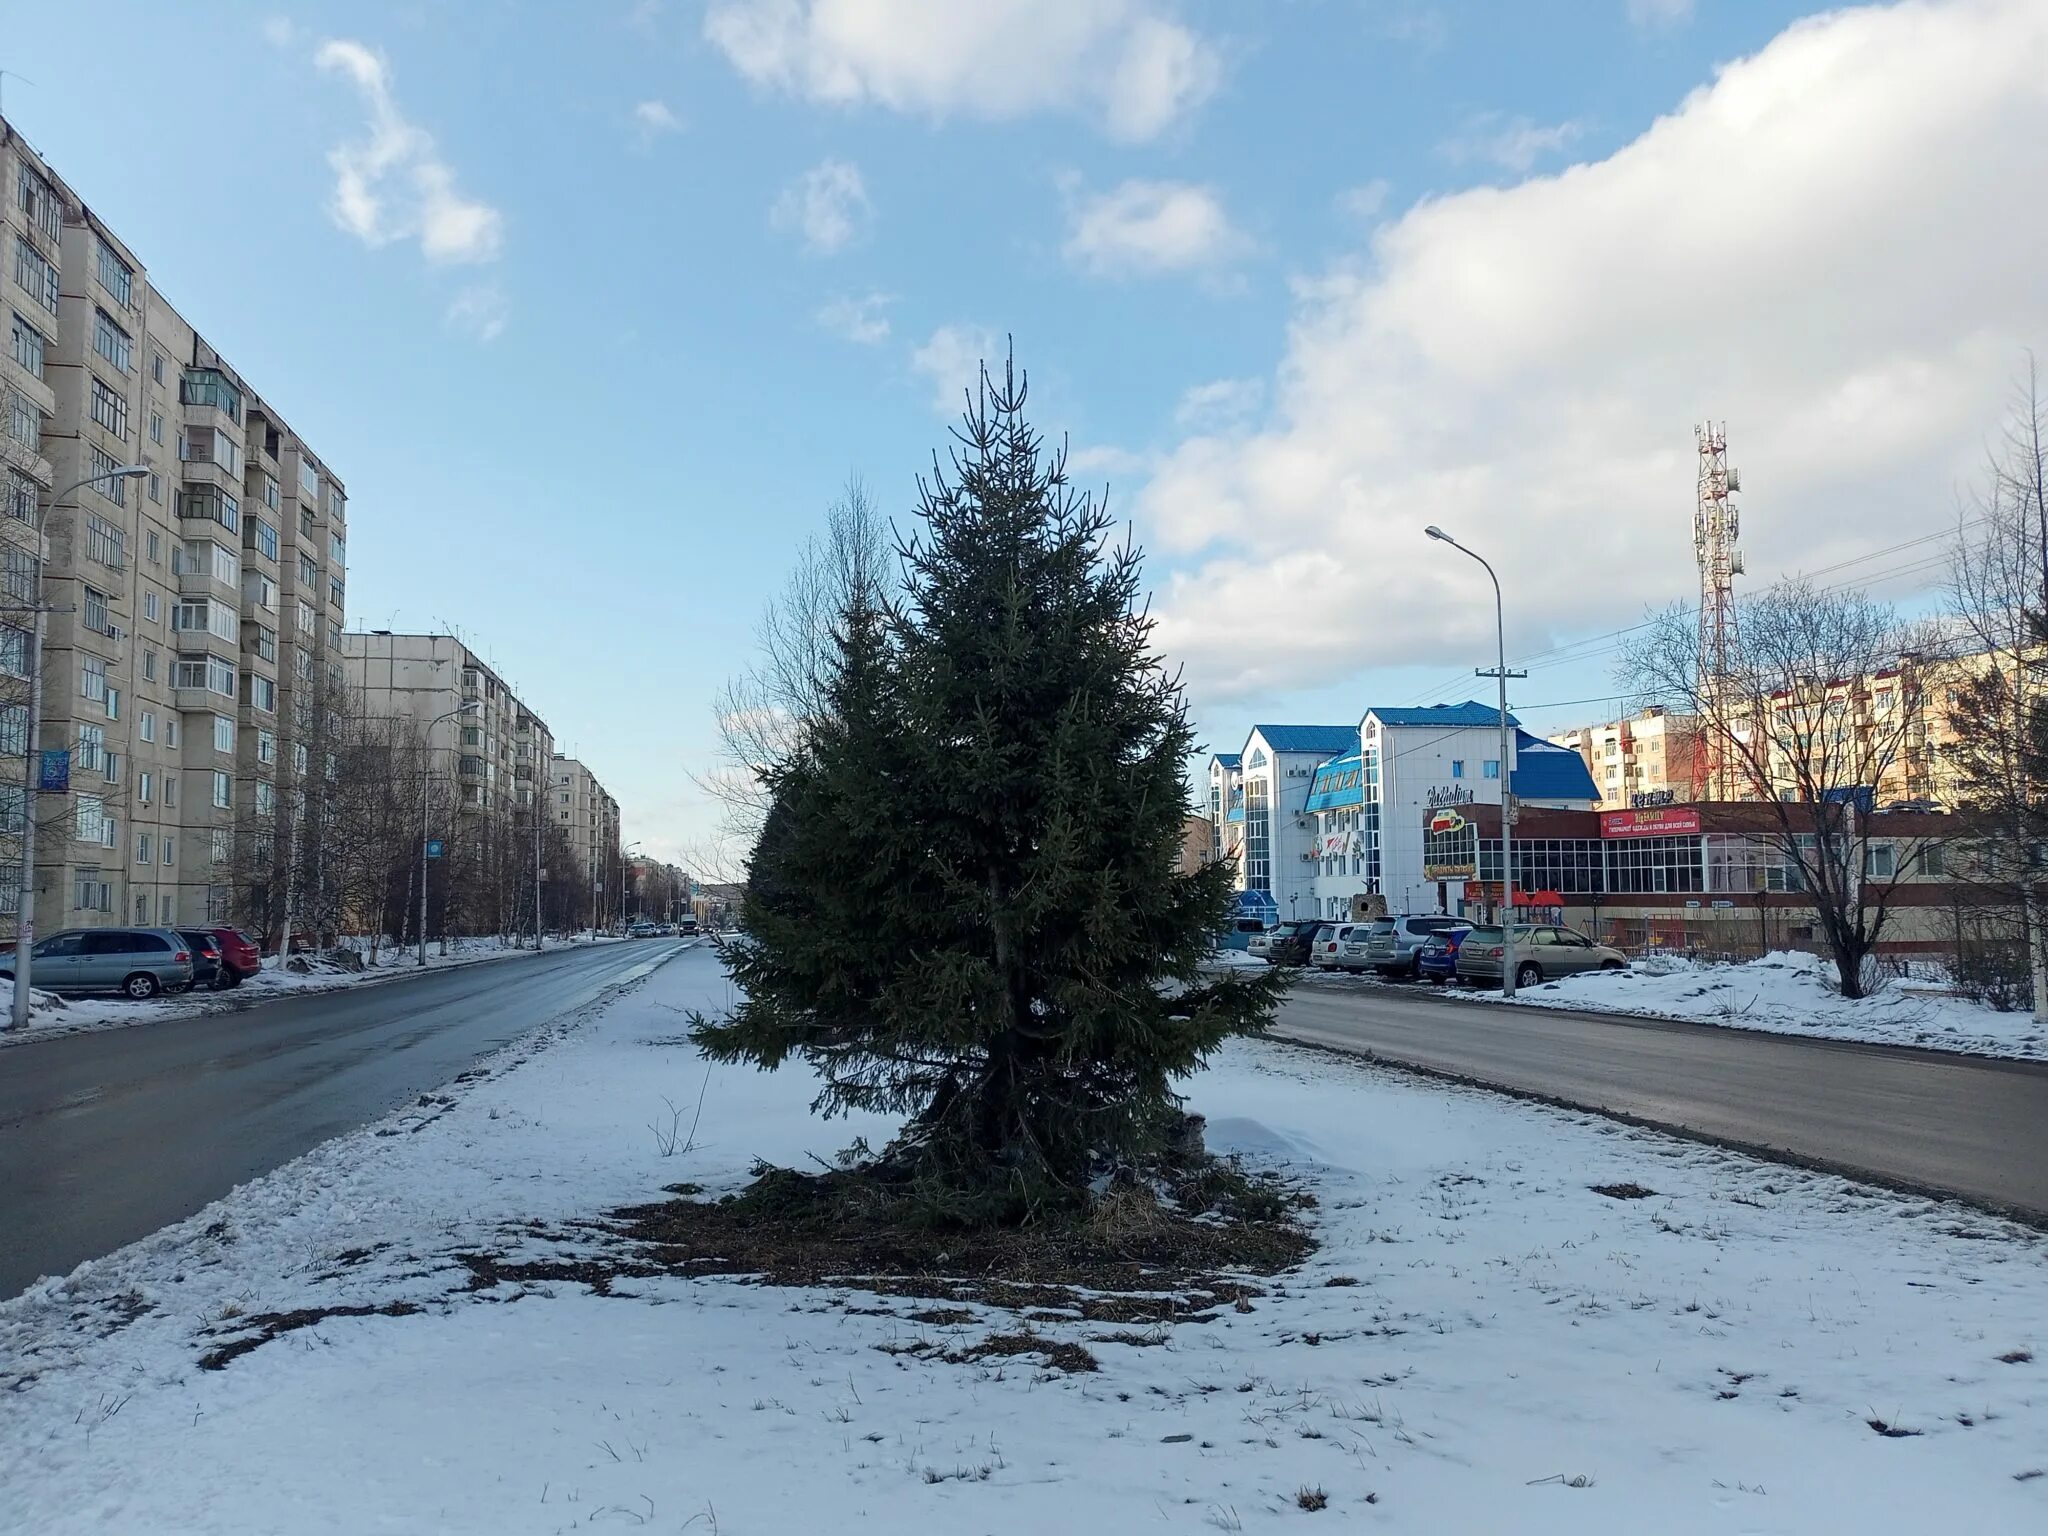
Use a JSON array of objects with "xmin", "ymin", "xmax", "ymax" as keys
[
  {"xmin": 8, "ymin": 463, "xmax": 149, "ymax": 1030},
  {"xmin": 1425, "ymin": 524, "xmax": 1524, "ymax": 998},
  {"xmin": 419, "ymin": 698, "xmax": 480, "ymax": 968}
]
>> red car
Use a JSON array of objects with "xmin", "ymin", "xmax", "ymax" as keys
[{"xmin": 207, "ymin": 927, "xmax": 263, "ymax": 986}]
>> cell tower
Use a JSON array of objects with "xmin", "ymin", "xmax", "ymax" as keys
[{"xmin": 1694, "ymin": 422, "xmax": 1744, "ymax": 798}]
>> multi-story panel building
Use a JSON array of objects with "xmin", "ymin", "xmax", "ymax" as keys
[
  {"xmin": 1, "ymin": 116, "xmax": 346, "ymax": 937},
  {"xmin": 551, "ymin": 754, "xmax": 619, "ymax": 910},
  {"xmin": 1546, "ymin": 707, "xmax": 1701, "ymax": 812},
  {"xmin": 340, "ymin": 632, "xmax": 556, "ymax": 827}
]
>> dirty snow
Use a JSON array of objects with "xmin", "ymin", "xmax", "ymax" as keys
[{"xmin": 2, "ymin": 945, "xmax": 2044, "ymax": 1533}]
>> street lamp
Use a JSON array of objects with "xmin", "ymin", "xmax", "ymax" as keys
[
  {"xmin": 9, "ymin": 463, "xmax": 149, "ymax": 1030},
  {"xmin": 419, "ymin": 698, "xmax": 481, "ymax": 968},
  {"xmin": 1425, "ymin": 524, "xmax": 1523, "ymax": 998}
]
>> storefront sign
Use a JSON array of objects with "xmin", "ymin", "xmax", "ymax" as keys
[
  {"xmin": 36, "ymin": 749, "xmax": 68, "ymax": 792},
  {"xmin": 1600, "ymin": 807, "xmax": 1702, "ymax": 839},
  {"xmin": 1426, "ymin": 808, "xmax": 1468, "ymax": 836},
  {"xmin": 1426, "ymin": 785, "xmax": 1475, "ymax": 810}
]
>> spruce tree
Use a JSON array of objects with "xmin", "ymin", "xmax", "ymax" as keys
[{"xmin": 696, "ymin": 351, "xmax": 1282, "ymax": 1220}]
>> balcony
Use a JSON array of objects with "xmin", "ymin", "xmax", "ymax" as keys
[{"xmin": 179, "ymin": 368, "xmax": 244, "ymax": 425}]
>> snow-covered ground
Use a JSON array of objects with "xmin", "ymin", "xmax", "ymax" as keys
[
  {"xmin": 1294, "ymin": 949, "xmax": 2048, "ymax": 1061},
  {"xmin": 3, "ymin": 946, "xmax": 2043, "ymax": 1533},
  {"xmin": 0, "ymin": 932, "xmax": 636, "ymax": 1050}
]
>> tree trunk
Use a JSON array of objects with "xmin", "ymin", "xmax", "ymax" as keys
[{"xmin": 2026, "ymin": 884, "xmax": 2048, "ymax": 1023}]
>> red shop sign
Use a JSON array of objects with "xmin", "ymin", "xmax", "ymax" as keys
[{"xmin": 1600, "ymin": 807, "xmax": 1702, "ymax": 839}]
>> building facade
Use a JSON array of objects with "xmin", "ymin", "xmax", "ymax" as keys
[
  {"xmin": 1546, "ymin": 707, "xmax": 1700, "ymax": 811},
  {"xmin": 340, "ymin": 632, "xmax": 555, "ymax": 824},
  {"xmin": 4, "ymin": 117, "xmax": 347, "ymax": 937},
  {"xmin": 1227, "ymin": 725, "xmax": 1358, "ymax": 924},
  {"xmin": 552, "ymin": 754, "xmax": 619, "ymax": 914}
]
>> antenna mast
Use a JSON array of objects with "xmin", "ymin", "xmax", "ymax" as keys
[{"xmin": 1694, "ymin": 422, "xmax": 1744, "ymax": 799}]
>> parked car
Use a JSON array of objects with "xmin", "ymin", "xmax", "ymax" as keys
[
  {"xmin": 1248, "ymin": 919, "xmax": 1320, "ymax": 965},
  {"xmin": 1415, "ymin": 925, "xmax": 1473, "ymax": 985},
  {"xmin": 1310, "ymin": 922, "xmax": 1365, "ymax": 970},
  {"xmin": 0, "ymin": 928, "xmax": 195, "ymax": 999},
  {"xmin": 1455, "ymin": 924, "xmax": 1628, "ymax": 990},
  {"xmin": 1360, "ymin": 914, "xmax": 1469, "ymax": 979},
  {"xmin": 627, "ymin": 920, "xmax": 659, "ymax": 938},
  {"xmin": 177, "ymin": 929, "xmax": 230, "ymax": 990},
  {"xmin": 207, "ymin": 927, "xmax": 263, "ymax": 986}
]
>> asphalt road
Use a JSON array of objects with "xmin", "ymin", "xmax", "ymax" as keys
[
  {"xmin": 0, "ymin": 940, "xmax": 685, "ymax": 1300},
  {"xmin": 1275, "ymin": 980, "xmax": 2048, "ymax": 1218}
]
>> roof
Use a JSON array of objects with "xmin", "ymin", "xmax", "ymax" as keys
[
  {"xmin": 1365, "ymin": 701, "xmax": 1523, "ymax": 730},
  {"xmin": 1211, "ymin": 752, "xmax": 1242, "ymax": 769},
  {"xmin": 1511, "ymin": 730, "xmax": 1599, "ymax": 803},
  {"xmin": 1305, "ymin": 752, "xmax": 1365, "ymax": 810},
  {"xmin": 1248, "ymin": 724, "xmax": 1359, "ymax": 756}
]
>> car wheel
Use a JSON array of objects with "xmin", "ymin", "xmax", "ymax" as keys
[
  {"xmin": 1513, "ymin": 961, "xmax": 1543, "ymax": 990},
  {"xmin": 123, "ymin": 972, "xmax": 163, "ymax": 1000},
  {"xmin": 1599, "ymin": 959, "xmax": 1624, "ymax": 971},
  {"xmin": 1409, "ymin": 955, "xmax": 1426, "ymax": 981},
  {"xmin": 210, "ymin": 972, "xmax": 235, "ymax": 991}
]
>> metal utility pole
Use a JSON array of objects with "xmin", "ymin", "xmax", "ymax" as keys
[
  {"xmin": 533, "ymin": 787, "xmax": 543, "ymax": 951},
  {"xmin": 9, "ymin": 463, "xmax": 147, "ymax": 1030},
  {"xmin": 418, "ymin": 699, "xmax": 479, "ymax": 968},
  {"xmin": 1426, "ymin": 525, "xmax": 1528, "ymax": 996}
]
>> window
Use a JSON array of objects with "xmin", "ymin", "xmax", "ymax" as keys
[
  {"xmin": 17, "ymin": 165, "xmax": 61, "ymax": 241},
  {"xmin": 178, "ymin": 486, "xmax": 239, "ymax": 533},
  {"xmin": 1919, "ymin": 844, "xmax": 1946, "ymax": 877},
  {"xmin": 160, "ymin": 893, "xmax": 174, "ymax": 922},
  {"xmin": 0, "ymin": 703, "xmax": 24, "ymax": 755},
  {"xmin": 135, "ymin": 893, "xmax": 149, "ymax": 923},
  {"xmin": 139, "ymin": 770, "xmax": 152, "ymax": 803},
  {"xmin": 136, "ymin": 831, "xmax": 152, "ymax": 865},
  {"xmin": 209, "ymin": 828, "xmax": 231, "ymax": 865},
  {"xmin": 143, "ymin": 590, "xmax": 160, "ymax": 623},
  {"xmin": 142, "ymin": 646, "xmax": 157, "ymax": 682},
  {"xmin": 328, "ymin": 574, "xmax": 344, "ymax": 608},
  {"xmin": 327, "ymin": 618, "xmax": 342, "ymax": 651},
  {"xmin": 173, "ymin": 598, "xmax": 238, "ymax": 643},
  {"xmin": 253, "ymin": 518, "xmax": 279, "ymax": 561},
  {"xmin": 206, "ymin": 885, "xmax": 230, "ymax": 923},
  {"xmin": 212, "ymin": 714, "xmax": 234, "ymax": 753},
  {"xmin": 255, "ymin": 780, "xmax": 275, "ymax": 815},
  {"xmin": 151, "ymin": 352, "xmax": 164, "ymax": 384},
  {"xmin": 257, "ymin": 728, "xmax": 276, "ymax": 764},
  {"xmin": 173, "ymin": 655, "xmax": 235, "ymax": 697},
  {"xmin": 97, "ymin": 242, "xmax": 134, "ymax": 306},
  {"xmin": 81, "ymin": 655, "xmax": 108, "ymax": 702},
  {"xmin": 88, "ymin": 445, "xmax": 127, "ymax": 505},
  {"xmin": 298, "ymin": 552, "xmax": 317, "ymax": 585},
  {"xmin": 15, "ymin": 236, "xmax": 58, "ymax": 312},
  {"xmin": 104, "ymin": 687, "xmax": 118, "ymax": 722},
  {"xmin": 179, "ymin": 368, "xmax": 242, "ymax": 421},
  {"xmin": 2, "ymin": 544, "xmax": 33, "ymax": 602},
  {"xmin": 146, "ymin": 529, "xmax": 161, "ymax": 565},
  {"xmin": 295, "ymin": 742, "xmax": 310, "ymax": 776},
  {"xmin": 1865, "ymin": 843, "xmax": 1897, "ymax": 880},
  {"xmin": 148, "ymin": 471, "xmax": 162, "ymax": 503},
  {"xmin": 248, "ymin": 674, "xmax": 276, "ymax": 712},
  {"xmin": 83, "ymin": 587, "xmax": 109, "ymax": 634},
  {"xmin": 1483, "ymin": 759, "xmax": 1501, "ymax": 780},
  {"xmin": 298, "ymin": 460, "xmax": 319, "ymax": 499},
  {"xmin": 255, "ymin": 625, "xmax": 278, "ymax": 662},
  {"xmin": 75, "ymin": 793, "xmax": 107, "ymax": 844},
  {"xmin": 462, "ymin": 725, "xmax": 482, "ymax": 746},
  {"xmin": 6, "ymin": 389, "xmax": 37, "ymax": 452},
  {"xmin": 295, "ymin": 598, "xmax": 314, "ymax": 635},
  {"xmin": 212, "ymin": 770, "xmax": 232, "ymax": 809},
  {"xmin": 261, "ymin": 476, "xmax": 280, "ymax": 512},
  {"xmin": 10, "ymin": 311, "xmax": 45, "ymax": 377},
  {"xmin": 179, "ymin": 425, "xmax": 241, "ymax": 477},
  {"xmin": 87, "ymin": 513, "xmax": 125, "ymax": 568},
  {"xmin": 73, "ymin": 870, "xmax": 112, "ymax": 914},
  {"xmin": 5, "ymin": 467, "xmax": 34, "ymax": 522},
  {"xmin": 293, "ymin": 648, "xmax": 312, "ymax": 682},
  {"xmin": 76, "ymin": 723, "xmax": 105, "ymax": 773},
  {"xmin": 245, "ymin": 572, "xmax": 278, "ymax": 612},
  {"xmin": 329, "ymin": 533, "xmax": 346, "ymax": 566},
  {"xmin": 165, "ymin": 772, "xmax": 179, "ymax": 808},
  {"xmin": 93, "ymin": 309, "xmax": 132, "ymax": 372},
  {"xmin": 1450, "ymin": 760, "xmax": 1464, "ymax": 779},
  {"xmin": 179, "ymin": 539, "xmax": 239, "ymax": 587},
  {"xmin": 90, "ymin": 375, "xmax": 129, "ymax": 439}
]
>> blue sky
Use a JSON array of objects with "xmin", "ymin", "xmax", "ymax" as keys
[{"xmin": 5, "ymin": 1, "xmax": 2042, "ymax": 871}]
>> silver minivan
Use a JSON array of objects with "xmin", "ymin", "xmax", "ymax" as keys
[{"xmin": 2, "ymin": 927, "xmax": 197, "ymax": 999}]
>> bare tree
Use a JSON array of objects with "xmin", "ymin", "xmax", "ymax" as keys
[
  {"xmin": 1946, "ymin": 361, "xmax": 2048, "ymax": 1017},
  {"xmin": 1624, "ymin": 577, "xmax": 1947, "ymax": 997},
  {"xmin": 697, "ymin": 477, "xmax": 888, "ymax": 844}
]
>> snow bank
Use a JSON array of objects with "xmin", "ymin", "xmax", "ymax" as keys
[
  {"xmin": 1488, "ymin": 948, "xmax": 2048, "ymax": 1060},
  {"xmin": 3, "ymin": 945, "xmax": 2044, "ymax": 1532}
]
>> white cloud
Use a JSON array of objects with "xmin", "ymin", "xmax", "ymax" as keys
[
  {"xmin": 1063, "ymin": 179, "xmax": 1252, "ymax": 277},
  {"xmin": 1336, "ymin": 179, "xmax": 1391, "ymax": 223},
  {"xmin": 1069, "ymin": 443, "xmax": 1150, "ymax": 478},
  {"xmin": 445, "ymin": 284, "xmax": 508, "ymax": 343},
  {"xmin": 1439, "ymin": 112, "xmax": 1586, "ymax": 173},
  {"xmin": 817, "ymin": 291, "xmax": 894, "ymax": 344},
  {"xmin": 261, "ymin": 16, "xmax": 299, "ymax": 48},
  {"xmin": 1139, "ymin": 0, "xmax": 2048, "ymax": 702},
  {"xmin": 632, "ymin": 99, "xmax": 682, "ymax": 144},
  {"xmin": 704, "ymin": 0, "xmax": 1218, "ymax": 141},
  {"xmin": 314, "ymin": 40, "xmax": 503, "ymax": 264},
  {"xmin": 772, "ymin": 158, "xmax": 872, "ymax": 253},
  {"xmin": 910, "ymin": 324, "xmax": 997, "ymax": 414},
  {"xmin": 1628, "ymin": 0, "xmax": 1695, "ymax": 30},
  {"xmin": 1175, "ymin": 378, "xmax": 1264, "ymax": 432}
]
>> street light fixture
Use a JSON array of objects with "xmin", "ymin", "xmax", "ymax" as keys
[
  {"xmin": 9, "ymin": 463, "xmax": 150, "ymax": 1031},
  {"xmin": 419, "ymin": 699, "xmax": 482, "ymax": 968},
  {"xmin": 1425, "ymin": 524, "xmax": 1523, "ymax": 998}
]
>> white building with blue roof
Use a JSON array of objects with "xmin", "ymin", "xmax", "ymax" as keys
[
  {"xmin": 1227, "ymin": 724, "xmax": 1361, "ymax": 923},
  {"xmin": 1303, "ymin": 703, "xmax": 1601, "ymax": 921}
]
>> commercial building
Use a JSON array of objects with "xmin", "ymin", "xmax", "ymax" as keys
[
  {"xmin": 3, "ymin": 116, "xmax": 347, "ymax": 936},
  {"xmin": 1546, "ymin": 707, "xmax": 1700, "ymax": 811},
  {"xmin": 1223, "ymin": 725, "xmax": 1358, "ymax": 924},
  {"xmin": 551, "ymin": 754, "xmax": 619, "ymax": 910},
  {"xmin": 341, "ymin": 632, "xmax": 555, "ymax": 823}
]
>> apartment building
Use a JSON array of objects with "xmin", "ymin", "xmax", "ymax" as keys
[
  {"xmin": 1546, "ymin": 707, "xmax": 1701, "ymax": 811},
  {"xmin": 2, "ymin": 117, "xmax": 347, "ymax": 936},
  {"xmin": 340, "ymin": 632, "xmax": 555, "ymax": 824},
  {"xmin": 551, "ymin": 755, "xmax": 619, "ymax": 899}
]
